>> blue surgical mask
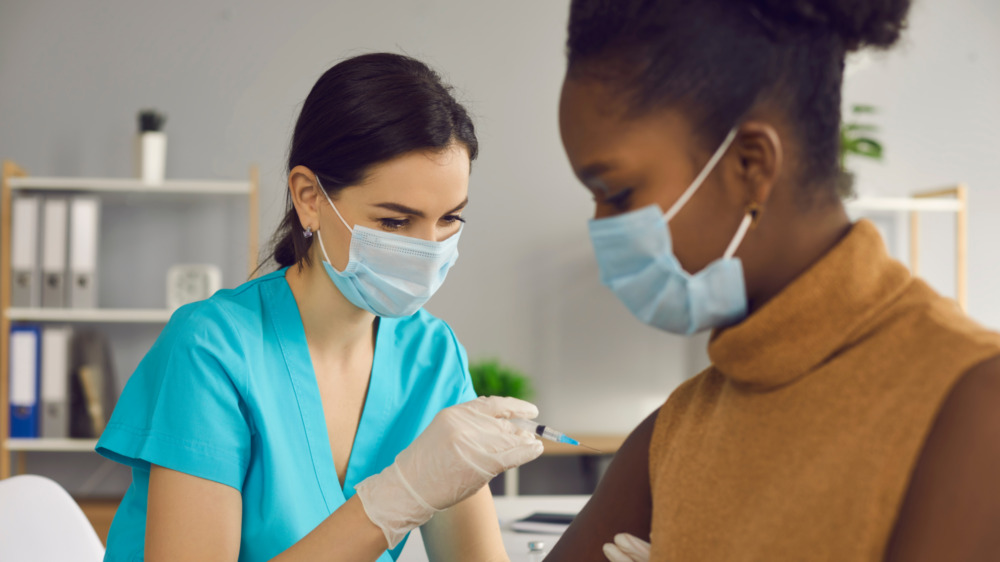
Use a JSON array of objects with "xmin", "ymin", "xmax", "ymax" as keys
[
  {"xmin": 314, "ymin": 180, "xmax": 461, "ymax": 318},
  {"xmin": 587, "ymin": 128, "xmax": 754, "ymax": 335}
]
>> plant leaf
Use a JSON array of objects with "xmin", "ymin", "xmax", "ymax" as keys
[
  {"xmin": 468, "ymin": 359, "xmax": 533, "ymax": 400},
  {"xmin": 843, "ymin": 123, "xmax": 879, "ymax": 133}
]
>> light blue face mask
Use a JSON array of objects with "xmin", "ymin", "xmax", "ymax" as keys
[
  {"xmin": 314, "ymin": 179, "xmax": 461, "ymax": 318},
  {"xmin": 587, "ymin": 128, "xmax": 754, "ymax": 335}
]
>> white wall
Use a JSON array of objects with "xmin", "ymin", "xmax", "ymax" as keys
[
  {"xmin": 842, "ymin": 0, "xmax": 1000, "ymax": 323},
  {"xmin": 1, "ymin": 0, "xmax": 998, "ymax": 496}
]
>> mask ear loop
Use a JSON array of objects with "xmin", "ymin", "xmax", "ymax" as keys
[
  {"xmin": 664, "ymin": 128, "xmax": 739, "ymax": 224},
  {"xmin": 723, "ymin": 203, "xmax": 762, "ymax": 259},
  {"xmin": 313, "ymin": 174, "xmax": 354, "ymax": 268},
  {"xmin": 315, "ymin": 175, "xmax": 354, "ymax": 233}
]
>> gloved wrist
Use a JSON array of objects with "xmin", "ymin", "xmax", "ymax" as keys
[
  {"xmin": 355, "ymin": 463, "xmax": 438, "ymax": 549},
  {"xmin": 354, "ymin": 396, "xmax": 545, "ymax": 549}
]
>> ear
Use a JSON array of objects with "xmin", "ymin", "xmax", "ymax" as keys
[
  {"xmin": 288, "ymin": 165, "xmax": 324, "ymax": 232},
  {"xmin": 728, "ymin": 121, "xmax": 783, "ymax": 211}
]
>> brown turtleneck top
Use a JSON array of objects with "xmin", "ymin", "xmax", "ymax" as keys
[{"xmin": 648, "ymin": 219, "xmax": 1000, "ymax": 561}]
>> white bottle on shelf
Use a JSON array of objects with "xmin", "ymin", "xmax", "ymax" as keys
[{"xmin": 135, "ymin": 131, "xmax": 167, "ymax": 184}]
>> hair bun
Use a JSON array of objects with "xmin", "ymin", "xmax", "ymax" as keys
[{"xmin": 751, "ymin": 0, "xmax": 911, "ymax": 51}]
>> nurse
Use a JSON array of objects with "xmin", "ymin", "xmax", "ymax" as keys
[
  {"xmin": 551, "ymin": 0, "xmax": 1000, "ymax": 560},
  {"xmin": 97, "ymin": 52, "xmax": 543, "ymax": 561}
]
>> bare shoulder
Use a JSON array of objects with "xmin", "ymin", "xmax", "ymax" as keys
[
  {"xmin": 884, "ymin": 355, "xmax": 1000, "ymax": 561},
  {"xmin": 545, "ymin": 408, "xmax": 658, "ymax": 561}
]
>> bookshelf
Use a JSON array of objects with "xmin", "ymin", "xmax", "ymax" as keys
[
  {"xmin": 0, "ymin": 160, "xmax": 260, "ymax": 479},
  {"xmin": 845, "ymin": 185, "xmax": 968, "ymax": 311}
]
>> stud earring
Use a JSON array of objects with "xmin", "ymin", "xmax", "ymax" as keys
[
  {"xmin": 747, "ymin": 202, "xmax": 764, "ymax": 229},
  {"xmin": 303, "ymin": 226, "xmax": 313, "ymax": 238}
]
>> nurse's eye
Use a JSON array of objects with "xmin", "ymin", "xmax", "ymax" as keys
[
  {"xmin": 441, "ymin": 214, "xmax": 466, "ymax": 225},
  {"xmin": 599, "ymin": 188, "xmax": 633, "ymax": 211},
  {"xmin": 378, "ymin": 218, "xmax": 408, "ymax": 231}
]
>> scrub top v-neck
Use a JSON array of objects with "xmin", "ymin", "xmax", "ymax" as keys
[{"xmin": 97, "ymin": 268, "xmax": 478, "ymax": 561}]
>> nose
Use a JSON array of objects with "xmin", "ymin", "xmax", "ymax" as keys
[{"xmin": 411, "ymin": 222, "xmax": 456, "ymax": 243}]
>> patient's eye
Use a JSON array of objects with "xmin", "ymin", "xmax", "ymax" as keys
[{"xmin": 599, "ymin": 188, "xmax": 633, "ymax": 211}]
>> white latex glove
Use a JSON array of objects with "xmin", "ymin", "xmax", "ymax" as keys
[
  {"xmin": 603, "ymin": 533, "xmax": 652, "ymax": 562},
  {"xmin": 355, "ymin": 396, "xmax": 545, "ymax": 548}
]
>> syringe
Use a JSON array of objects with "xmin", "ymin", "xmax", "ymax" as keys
[{"xmin": 511, "ymin": 418, "xmax": 604, "ymax": 453}]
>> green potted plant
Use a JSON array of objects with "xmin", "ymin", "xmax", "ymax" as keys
[
  {"xmin": 839, "ymin": 104, "xmax": 883, "ymax": 195},
  {"xmin": 468, "ymin": 359, "xmax": 533, "ymax": 400}
]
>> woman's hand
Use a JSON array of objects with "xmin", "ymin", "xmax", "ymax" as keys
[
  {"xmin": 355, "ymin": 396, "xmax": 544, "ymax": 548},
  {"xmin": 603, "ymin": 533, "xmax": 651, "ymax": 562}
]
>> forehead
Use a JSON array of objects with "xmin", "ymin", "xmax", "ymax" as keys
[
  {"xmin": 349, "ymin": 144, "xmax": 470, "ymax": 200},
  {"xmin": 559, "ymin": 77, "xmax": 691, "ymax": 176}
]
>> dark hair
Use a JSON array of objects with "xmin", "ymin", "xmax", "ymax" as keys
[
  {"xmin": 267, "ymin": 52, "xmax": 479, "ymax": 270},
  {"xmin": 566, "ymin": 0, "xmax": 910, "ymax": 198}
]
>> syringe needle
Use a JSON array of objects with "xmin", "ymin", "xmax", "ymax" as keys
[{"xmin": 511, "ymin": 418, "xmax": 606, "ymax": 453}]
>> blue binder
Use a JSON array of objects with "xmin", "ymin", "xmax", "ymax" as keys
[{"xmin": 9, "ymin": 324, "xmax": 41, "ymax": 438}]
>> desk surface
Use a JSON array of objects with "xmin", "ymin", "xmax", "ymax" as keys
[{"xmin": 398, "ymin": 495, "xmax": 590, "ymax": 562}]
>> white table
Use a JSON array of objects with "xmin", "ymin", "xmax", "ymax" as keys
[{"xmin": 397, "ymin": 495, "xmax": 590, "ymax": 561}]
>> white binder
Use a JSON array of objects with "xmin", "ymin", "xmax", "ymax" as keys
[
  {"xmin": 69, "ymin": 197, "xmax": 100, "ymax": 309},
  {"xmin": 41, "ymin": 197, "xmax": 69, "ymax": 308},
  {"xmin": 11, "ymin": 195, "xmax": 41, "ymax": 308},
  {"xmin": 40, "ymin": 326, "xmax": 72, "ymax": 439}
]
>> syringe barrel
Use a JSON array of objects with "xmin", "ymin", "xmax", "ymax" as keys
[
  {"xmin": 539, "ymin": 426, "xmax": 564, "ymax": 442},
  {"xmin": 510, "ymin": 418, "xmax": 539, "ymax": 434}
]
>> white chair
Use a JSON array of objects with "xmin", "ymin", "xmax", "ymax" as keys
[{"xmin": 0, "ymin": 474, "xmax": 106, "ymax": 561}]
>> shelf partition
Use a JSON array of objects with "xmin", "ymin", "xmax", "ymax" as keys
[
  {"xmin": 8, "ymin": 176, "xmax": 252, "ymax": 195},
  {"xmin": 6, "ymin": 438, "xmax": 99, "ymax": 453},
  {"xmin": 5, "ymin": 308, "xmax": 173, "ymax": 323}
]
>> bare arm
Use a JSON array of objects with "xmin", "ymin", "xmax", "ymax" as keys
[
  {"xmin": 144, "ymin": 397, "xmax": 543, "ymax": 561},
  {"xmin": 420, "ymin": 485, "xmax": 509, "ymax": 562},
  {"xmin": 145, "ymin": 464, "xmax": 387, "ymax": 562},
  {"xmin": 545, "ymin": 408, "xmax": 657, "ymax": 561},
  {"xmin": 884, "ymin": 356, "xmax": 1000, "ymax": 561}
]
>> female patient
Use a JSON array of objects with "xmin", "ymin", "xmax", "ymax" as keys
[
  {"xmin": 552, "ymin": 0, "xmax": 1000, "ymax": 560},
  {"xmin": 97, "ymin": 53, "xmax": 542, "ymax": 561}
]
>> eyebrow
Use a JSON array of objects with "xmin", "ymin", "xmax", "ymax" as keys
[
  {"xmin": 445, "ymin": 198, "xmax": 469, "ymax": 215},
  {"xmin": 373, "ymin": 197, "xmax": 469, "ymax": 218}
]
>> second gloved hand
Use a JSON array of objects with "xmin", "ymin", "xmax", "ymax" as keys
[
  {"xmin": 355, "ymin": 396, "xmax": 545, "ymax": 548},
  {"xmin": 603, "ymin": 533, "xmax": 652, "ymax": 562}
]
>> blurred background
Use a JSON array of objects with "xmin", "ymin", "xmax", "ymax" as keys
[{"xmin": 1, "ymin": 0, "xmax": 998, "ymax": 504}]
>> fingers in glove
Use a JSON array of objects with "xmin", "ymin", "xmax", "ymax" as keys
[
  {"xmin": 466, "ymin": 418, "xmax": 537, "ymax": 454},
  {"xmin": 492, "ymin": 434, "xmax": 544, "ymax": 470},
  {"xmin": 603, "ymin": 542, "xmax": 635, "ymax": 562},
  {"xmin": 466, "ymin": 396, "xmax": 539, "ymax": 420},
  {"xmin": 614, "ymin": 533, "xmax": 651, "ymax": 559}
]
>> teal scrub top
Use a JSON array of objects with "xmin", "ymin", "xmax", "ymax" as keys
[{"xmin": 96, "ymin": 268, "xmax": 478, "ymax": 561}]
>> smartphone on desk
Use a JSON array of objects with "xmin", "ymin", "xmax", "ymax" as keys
[{"xmin": 511, "ymin": 512, "xmax": 575, "ymax": 534}]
